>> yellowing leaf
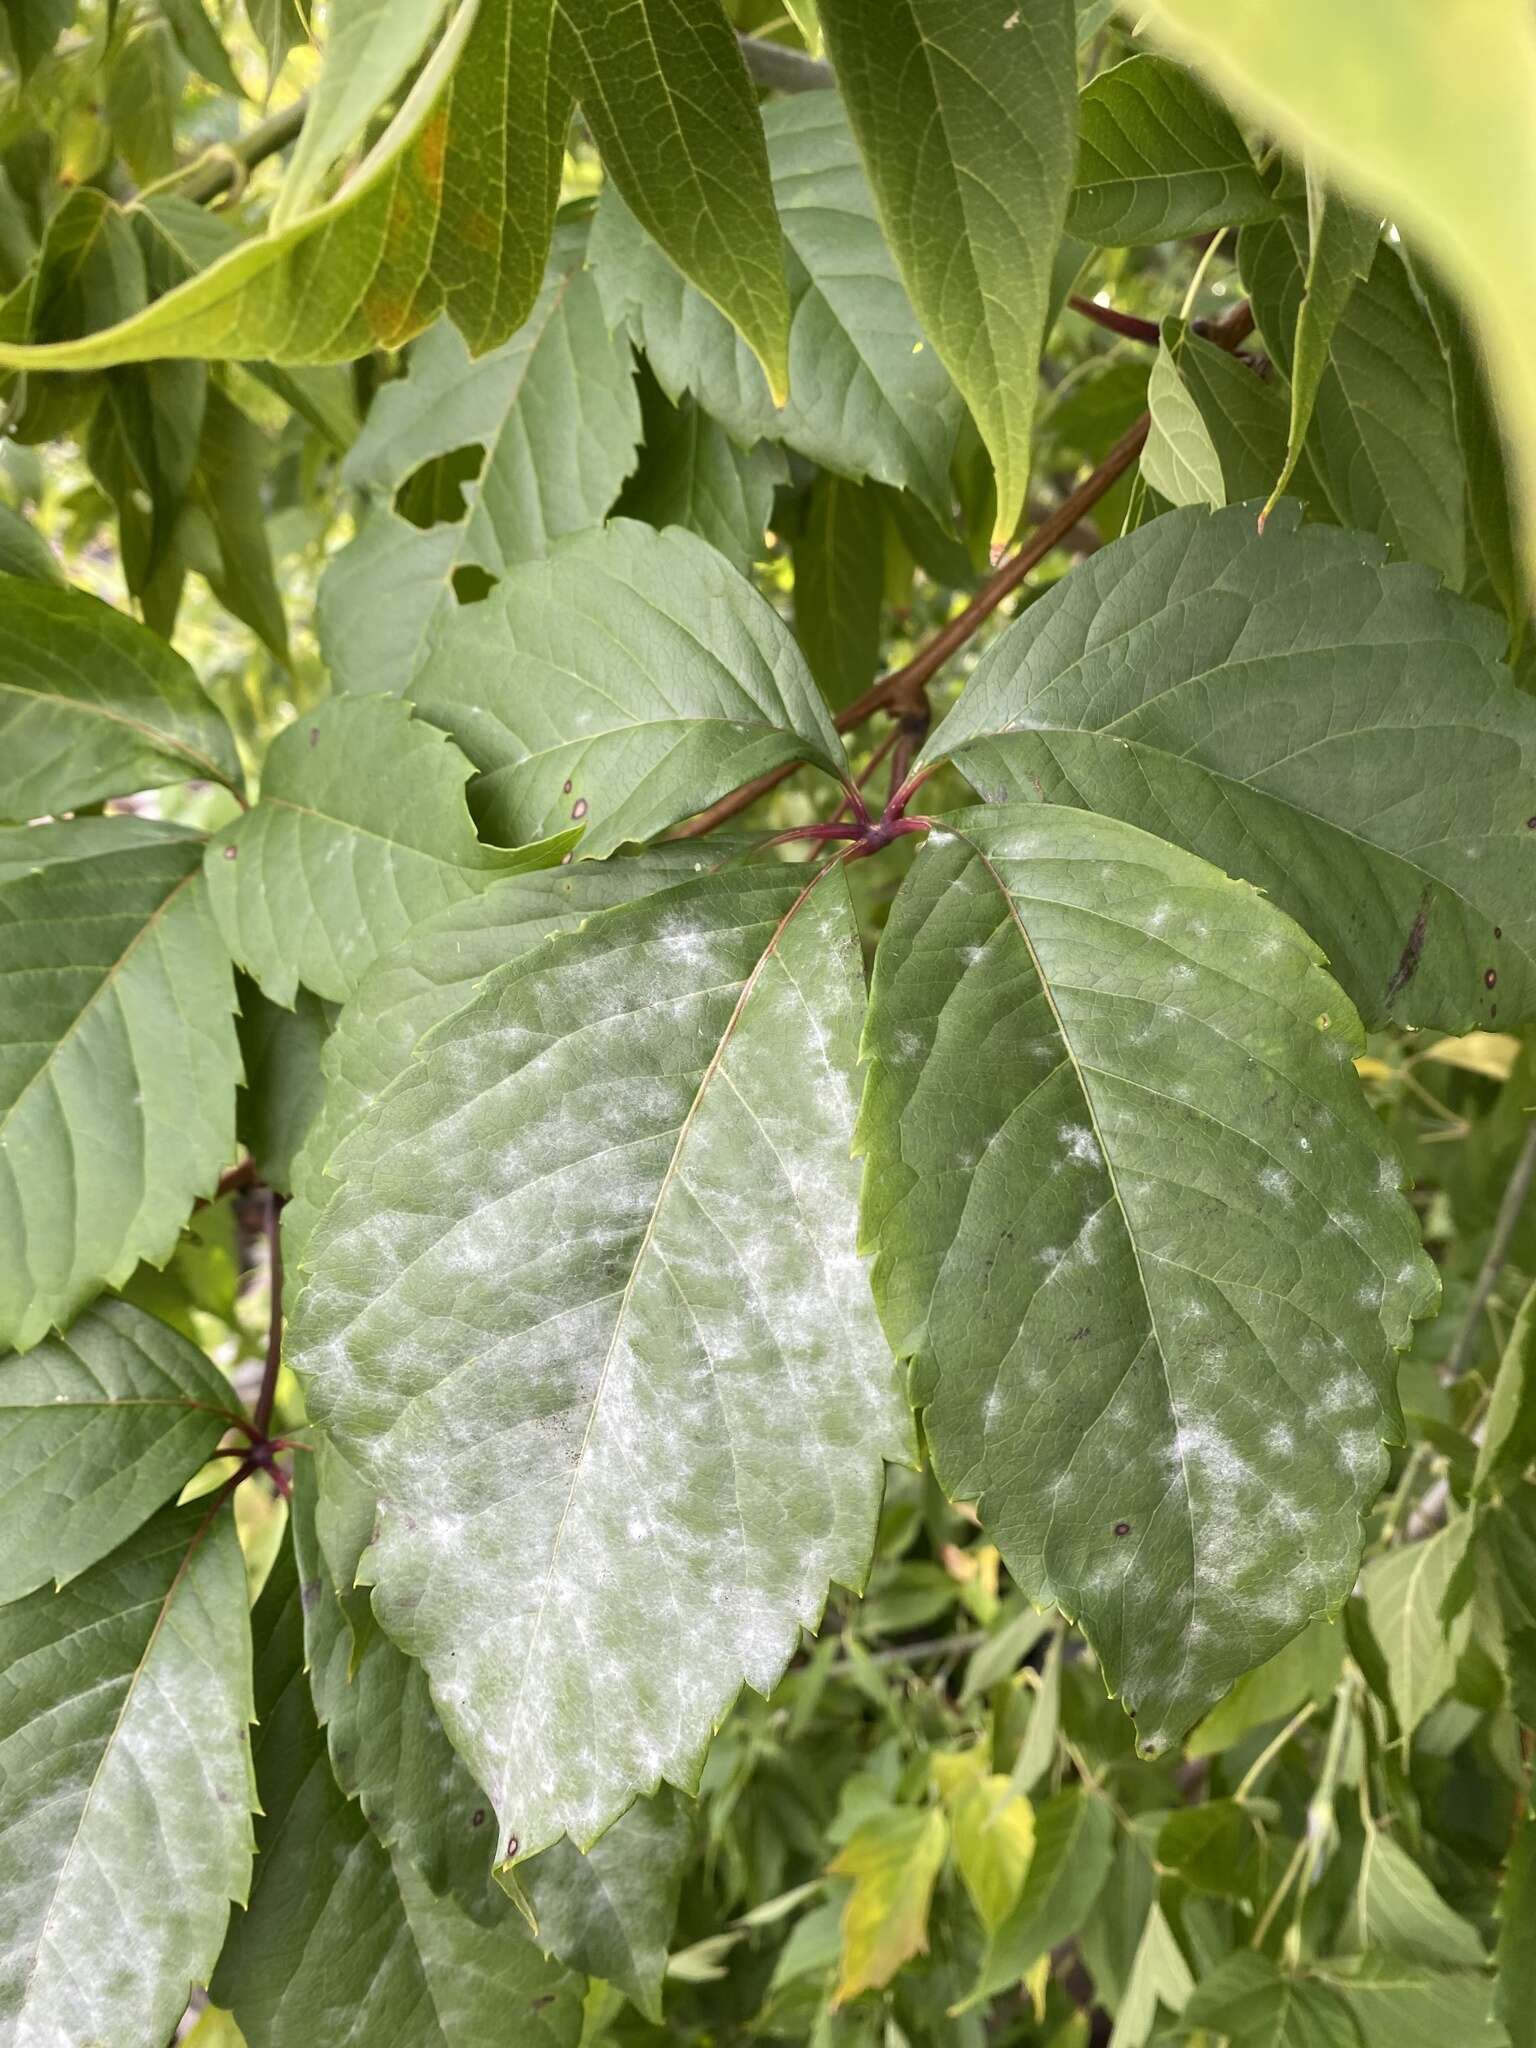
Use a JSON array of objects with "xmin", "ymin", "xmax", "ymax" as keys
[
  {"xmin": 1418, "ymin": 1032, "xmax": 1521, "ymax": 1081},
  {"xmin": 828, "ymin": 1806, "xmax": 948, "ymax": 2004},
  {"xmin": 950, "ymin": 1777, "xmax": 1036, "ymax": 1933}
]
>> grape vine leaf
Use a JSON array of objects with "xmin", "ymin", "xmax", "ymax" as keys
[
  {"xmin": 616, "ymin": 381, "xmax": 785, "ymax": 575},
  {"xmin": 554, "ymin": 0, "xmax": 791, "ymax": 401},
  {"xmin": 319, "ymin": 228, "xmax": 642, "ymax": 698},
  {"xmin": 0, "ymin": 818, "xmax": 241, "ymax": 1354},
  {"xmin": 0, "ymin": 1502, "xmax": 255, "ymax": 2048},
  {"xmin": 0, "ymin": 0, "xmax": 563, "ymax": 370},
  {"xmin": 818, "ymin": 0, "xmax": 1078, "ymax": 544},
  {"xmin": 0, "ymin": 1297, "xmax": 239, "ymax": 1602},
  {"xmin": 210, "ymin": 1535, "xmax": 583, "ymax": 2048},
  {"xmin": 1069, "ymin": 54, "xmax": 1273, "ymax": 246},
  {"xmin": 858, "ymin": 805, "xmax": 1435, "ymax": 1754},
  {"xmin": 289, "ymin": 863, "xmax": 913, "ymax": 1860},
  {"xmin": 401, "ymin": 520, "xmax": 848, "ymax": 856},
  {"xmin": 921, "ymin": 500, "xmax": 1536, "ymax": 1032},
  {"xmin": 590, "ymin": 93, "xmax": 966, "ymax": 522},
  {"xmin": 204, "ymin": 697, "xmax": 573, "ymax": 1007},
  {"xmin": 1182, "ymin": 1952, "xmax": 1360, "ymax": 2047},
  {"xmin": 0, "ymin": 570, "xmax": 239, "ymax": 818}
]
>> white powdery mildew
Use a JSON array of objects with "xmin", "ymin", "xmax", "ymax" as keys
[{"xmin": 291, "ymin": 872, "xmax": 909, "ymax": 1860}]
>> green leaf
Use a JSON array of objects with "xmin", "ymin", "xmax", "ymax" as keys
[
  {"xmin": 1186, "ymin": 1615, "xmax": 1344, "ymax": 1756},
  {"xmin": 859, "ymin": 805, "xmax": 1433, "ymax": 1752},
  {"xmin": 828, "ymin": 1806, "xmax": 948, "ymax": 2004},
  {"xmin": 818, "ymin": 0, "xmax": 1078, "ymax": 544},
  {"xmin": 1474, "ymin": 1281, "xmax": 1536, "ymax": 1501},
  {"xmin": 290, "ymin": 864, "xmax": 911, "ymax": 1859},
  {"xmin": 105, "ymin": 22, "xmax": 183, "ymax": 186},
  {"xmin": 1263, "ymin": 170, "xmax": 1380, "ymax": 519},
  {"xmin": 1108, "ymin": 1902, "xmax": 1193, "ymax": 2048},
  {"xmin": 236, "ymin": 985, "xmax": 334, "ymax": 1194},
  {"xmin": 0, "ymin": 571, "xmax": 239, "ymax": 818},
  {"xmin": 1350, "ymin": 1825, "xmax": 1486, "ymax": 1966},
  {"xmin": 0, "ymin": 1296, "xmax": 239, "ymax": 1601},
  {"xmin": 1142, "ymin": 321, "xmax": 1225, "ymax": 509},
  {"xmin": 0, "ymin": 1502, "xmax": 255, "ymax": 2047},
  {"xmin": 1498, "ymin": 1815, "xmax": 1536, "ymax": 2048},
  {"xmin": 1157, "ymin": 1800, "xmax": 1265, "ymax": 1904},
  {"xmin": 319, "ymin": 231, "xmax": 641, "ymax": 698},
  {"xmin": 0, "ymin": 818, "xmax": 241, "ymax": 1353},
  {"xmin": 211, "ymin": 1535, "xmax": 583, "ymax": 2048},
  {"xmin": 1070, "ymin": 55, "xmax": 1272, "ymax": 246},
  {"xmin": 1174, "ymin": 327, "xmax": 1306, "ymax": 505},
  {"xmin": 590, "ymin": 93, "xmax": 966, "ymax": 520},
  {"xmin": 554, "ymin": 0, "xmax": 790, "ymax": 400},
  {"xmin": 287, "ymin": 848, "xmax": 722, "ymax": 1262},
  {"xmin": 523, "ymin": 1788, "xmax": 694, "ymax": 2021},
  {"xmin": 966, "ymin": 1786, "xmax": 1115, "ymax": 2008},
  {"xmin": 0, "ymin": 0, "xmax": 72, "ymax": 76},
  {"xmin": 921, "ymin": 500, "xmax": 1536, "ymax": 1032},
  {"xmin": 205, "ymin": 697, "xmax": 568, "ymax": 1007},
  {"xmin": 1182, "ymin": 1952, "xmax": 1360, "ymax": 2048},
  {"xmin": 1358, "ymin": 1519, "xmax": 1471, "ymax": 1737},
  {"xmin": 0, "ymin": 0, "xmax": 564, "ymax": 370},
  {"xmin": 0, "ymin": 505, "xmax": 63, "ymax": 586},
  {"xmin": 1313, "ymin": 1953, "xmax": 1506, "ymax": 2048},
  {"xmin": 273, "ymin": 0, "xmax": 453, "ymax": 226},
  {"xmin": 402, "ymin": 520, "xmax": 847, "ymax": 856},
  {"xmin": 1128, "ymin": 0, "xmax": 1536, "ymax": 591},
  {"xmin": 793, "ymin": 471, "xmax": 886, "ymax": 710},
  {"xmin": 157, "ymin": 0, "xmax": 244, "ymax": 95},
  {"xmin": 616, "ymin": 380, "xmax": 784, "ymax": 575},
  {"xmin": 948, "ymin": 1776, "xmax": 1036, "ymax": 1934},
  {"xmin": 1241, "ymin": 224, "xmax": 1465, "ymax": 586}
]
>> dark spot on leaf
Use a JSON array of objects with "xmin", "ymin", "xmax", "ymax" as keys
[
  {"xmin": 472, "ymin": 1808, "xmax": 486, "ymax": 1827},
  {"xmin": 1071, "ymin": 1325, "xmax": 1092, "ymax": 1342},
  {"xmin": 562, "ymin": 778, "xmax": 573, "ymax": 795},
  {"xmin": 531, "ymin": 1996, "xmax": 556, "ymax": 2012},
  {"xmin": 1528, "ymin": 816, "xmax": 1536, "ymax": 830},
  {"xmin": 505, "ymin": 1834, "xmax": 519, "ymax": 1859},
  {"xmin": 1485, "ymin": 968, "xmax": 1498, "ymax": 989},
  {"xmin": 309, "ymin": 726, "xmax": 320, "ymax": 747},
  {"xmin": 1385, "ymin": 885, "xmax": 1432, "ymax": 1002},
  {"xmin": 1113, "ymin": 1520, "xmax": 1131, "ymax": 1537},
  {"xmin": 1495, "ymin": 927, "xmax": 1503, "ymax": 939},
  {"xmin": 222, "ymin": 844, "xmax": 238, "ymax": 860},
  {"xmin": 299, "ymin": 1577, "xmax": 322, "ymax": 1613},
  {"xmin": 571, "ymin": 798, "xmax": 588, "ymax": 820}
]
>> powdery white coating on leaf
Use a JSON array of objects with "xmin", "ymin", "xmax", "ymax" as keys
[
  {"xmin": 858, "ymin": 804, "xmax": 1436, "ymax": 1752},
  {"xmin": 291, "ymin": 865, "xmax": 912, "ymax": 1857}
]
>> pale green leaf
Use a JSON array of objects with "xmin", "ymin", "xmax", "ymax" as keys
[
  {"xmin": 402, "ymin": 520, "xmax": 847, "ymax": 856},
  {"xmin": 966, "ymin": 1786, "xmax": 1114, "ymax": 2009},
  {"xmin": 922, "ymin": 500, "xmax": 1536, "ymax": 1031},
  {"xmin": 828, "ymin": 1806, "xmax": 948, "ymax": 2004},
  {"xmin": 793, "ymin": 470, "xmax": 885, "ymax": 709},
  {"xmin": 290, "ymin": 864, "xmax": 911, "ymax": 1859},
  {"xmin": 1351, "ymin": 1825, "xmax": 1486, "ymax": 1967},
  {"xmin": 0, "ymin": 1502, "xmax": 255, "ymax": 2047},
  {"xmin": 1182, "ymin": 1952, "xmax": 1360, "ymax": 2048},
  {"xmin": 1107, "ymin": 1903, "xmax": 1193, "ymax": 2048},
  {"xmin": 1313, "ymin": 1953, "xmax": 1506, "ymax": 2048},
  {"xmin": 319, "ymin": 231, "xmax": 641, "ymax": 698},
  {"xmin": 273, "ymin": 0, "xmax": 453, "ymax": 227},
  {"xmin": 0, "ymin": 572, "xmax": 240, "ymax": 818},
  {"xmin": 0, "ymin": 818, "xmax": 240, "ymax": 1354},
  {"xmin": 1358, "ymin": 1519, "xmax": 1472, "ymax": 1737},
  {"xmin": 205, "ymin": 697, "xmax": 569, "ymax": 1007},
  {"xmin": 616, "ymin": 384, "xmax": 785, "ymax": 575},
  {"xmin": 1130, "ymin": 0, "xmax": 1536, "ymax": 588},
  {"xmin": 286, "ymin": 848, "xmax": 723, "ymax": 1263},
  {"xmin": 818, "ymin": 0, "xmax": 1077, "ymax": 543},
  {"xmin": 590, "ymin": 92, "xmax": 966, "ymax": 520},
  {"xmin": 211, "ymin": 1538, "xmax": 582, "ymax": 2048},
  {"xmin": 0, "ymin": 1297, "xmax": 239, "ymax": 1602},
  {"xmin": 859, "ymin": 806, "xmax": 1433, "ymax": 1752},
  {"xmin": 523, "ymin": 1789, "xmax": 694, "ymax": 2021},
  {"xmin": 1070, "ymin": 55, "xmax": 1272, "ymax": 246},
  {"xmin": 1142, "ymin": 321, "xmax": 1225, "ymax": 508},
  {"xmin": 949, "ymin": 1777, "xmax": 1035, "ymax": 1934},
  {"xmin": 1475, "ymin": 1282, "xmax": 1536, "ymax": 1501},
  {"xmin": 0, "ymin": 0, "xmax": 563, "ymax": 369},
  {"xmin": 554, "ymin": 0, "xmax": 790, "ymax": 399},
  {"xmin": 1174, "ymin": 327, "xmax": 1305, "ymax": 505}
]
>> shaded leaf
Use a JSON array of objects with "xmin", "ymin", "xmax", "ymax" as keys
[
  {"xmin": 157, "ymin": 0, "xmax": 243, "ymax": 95},
  {"xmin": 404, "ymin": 520, "xmax": 847, "ymax": 856},
  {"xmin": 236, "ymin": 984, "xmax": 334, "ymax": 1194},
  {"xmin": 0, "ymin": 818, "xmax": 240, "ymax": 1353},
  {"xmin": 0, "ymin": 1296, "xmax": 239, "ymax": 1601},
  {"xmin": 1351, "ymin": 1825, "xmax": 1486, "ymax": 1966},
  {"xmin": 205, "ymin": 697, "xmax": 569, "ymax": 1007},
  {"xmin": 616, "ymin": 380, "xmax": 783, "ymax": 575},
  {"xmin": 1107, "ymin": 1903, "xmax": 1192, "ymax": 2048},
  {"xmin": 1182, "ymin": 1952, "xmax": 1360, "ymax": 2047},
  {"xmin": 859, "ymin": 806, "xmax": 1432, "ymax": 1751},
  {"xmin": 290, "ymin": 864, "xmax": 911, "ymax": 1860},
  {"xmin": 922, "ymin": 499, "xmax": 1536, "ymax": 1031},
  {"xmin": 1313, "ymin": 1952, "xmax": 1505, "ymax": 2047},
  {"xmin": 828, "ymin": 1806, "xmax": 948, "ymax": 2004},
  {"xmin": 0, "ymin": 505, "xmax": 62, "ymax": 585},
  {"xmin": 1070, "ymin": 55, "xmax": 1272, "ymax": 246},
  {"xmin": 1474, "ymin": 1281, "xmax": 1536, "ymax": 1501},
  {"xmin": 0, "ymin": 1502, "xmax": 254, "ymax": 2047},
  {"xmin": 1358, "ymin": 1519, "xmax": 1471, "ymax": 1737},
  {"xmin": 1142, "ymin": 320, "xmax": 1225, "ymax": 508},
  {"xmin": 818, "ymin": 0, "xmax": 1077, "ymax": 544},
  {"xmin": 1498, "ymin": 1815, "xmax": 1536, "ymax": 2048},
  {"xmin": 794, "ymin": 470, "xmax": 886, "ymax": 710}
]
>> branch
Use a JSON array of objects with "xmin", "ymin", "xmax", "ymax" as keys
[
  {"xmin": 1069, "ymin": 295, "xmax": 1161, "ymax": 345},
  {"xmin": 736, "ymin": 32, "xmax": 835, "ymax": 93},
  {"xmin": 179, "ymin": 96, "xmax": 310, "ymax": 205}
]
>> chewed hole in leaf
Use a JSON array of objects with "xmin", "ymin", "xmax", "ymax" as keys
[
  {"xmin": 451, "ymin": 565, "xmax": 497, "ymax": 605},
  {"xmin": 394, "ymin": 442, "xmax": 486, "ymax": 529}
]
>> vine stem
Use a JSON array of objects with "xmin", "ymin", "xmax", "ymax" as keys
[{"xmin": 251, "ymin": 1190, "xmax": 285, "ymax": 1441}]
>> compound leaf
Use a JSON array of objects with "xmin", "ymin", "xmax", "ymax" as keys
[
  {"xmin": 859, "ymin": 805, "xmax": 1434, "ymax": 1751},
  {"xmin": 403, "ymin": 520, "xmax": 847, "ymax": 856},
  {"xmin": 0, "ymin": 818, "xmax": 240, "ymax": 1354},
  {"xmin": 0, "ymin": 1502, "xmax": 254, "ymax": 2048},
  {"xmin": 290, "ymin": 863, "xmax": 911, "ymax": 1860},
  {"xmin": 922, "ymin": 500, "xmax": 1536, "ymax": 1031},
  {"xmin": 818, "ymin": 0, "xmax": 1077, "ymax": 545}
]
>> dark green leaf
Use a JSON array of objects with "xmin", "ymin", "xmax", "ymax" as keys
[
  {"xmin": 0, "ymin": 505, "xmax": 62, "ymax": 585},
  {"xmin": 1498, "ymin": 1815, "xmax": 1536, "ymax": 2048},
  {"xmin": 616, "ymin": 379, "xmax": 784, "ymax": 575},
  {"xmin": 794, "ymin": 471, "xmax": 886, "ymax": 709},
  {"xmin": 236, "ymin": 984, "xmax": 334, "ymax": 1195},
  {"xmin": 1182, "ymin": 1952, "xmax": 1360, "ymax": 2047},
  {"xmin": 1070, "ymin": 55, "xmax": 1273, "ymax": 245},
  {"xmin": 157, "ymin": 0, "xmax": 244, "ymax": 94}
]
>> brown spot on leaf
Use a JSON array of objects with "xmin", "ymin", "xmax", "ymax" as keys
[
  {"xmin": 472, "ymin": 1808, "xmax": 486, "ymax": 1827},
  {"xmin": 562, "ymin": 778, "xmax": 573, "ymax": 795},
  {"xmin": 1385, "ymin": 886, "xmax": 1432, "ymax": 1002},
  {"xmin": 222, "ymin": 844, "xmax": 238, "ymax": 860},
  {"xmin": 1485, "ymin": 968, "xmax": 1498, "ymax": 988},
  {"xmin": 1113, "ymin": 1520, "xmax": 1131, "ymax": 1537},
  {"xmin": 309, "ymin": 726, "xmax": 320, "ymax": 747}
]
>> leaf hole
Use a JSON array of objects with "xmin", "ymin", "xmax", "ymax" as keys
[
  {"xmin": 394, "ymin": 442, "xmax": 486, "ymax": 529},
  {"xmin": 451, "ymin": 565, "xmax": 497, "ymax": 606}
]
